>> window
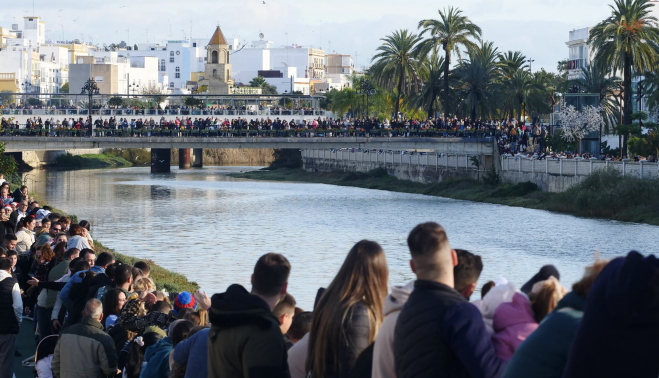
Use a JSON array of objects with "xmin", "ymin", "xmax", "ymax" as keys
[
  {"xmin": 175, "ymin": 66, "xmax": 180, "ymax": 79},
  {"xmin": 170, "ymin": 82, "xmax": 174, "ymax": 88},
  {"xmin": 170, "ymin": 57, "xmax": 174, "ymax": 63},
  {"xmin": 212, "ymin": 69, "xmax": 217, "ymax": 78},
  {"xmin": 170, "ymin": 51, "xmax": 174, "ymax": 56},
  {"xmin": 193, "ymin": 43, "xmax": 197, "ymax": 47},
  {"xmin": 211, "ymin": 50, "xmax": 218, "ymax": 64},
  {"xmin": 160, "ymin": 59, "xmax": 166, "ymax": 71}
]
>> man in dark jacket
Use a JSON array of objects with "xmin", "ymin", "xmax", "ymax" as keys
[
  {"xmin": 563, "ymin": 251, "xmax": 659, "ymax": 378},
  {"xmin": 209, "ymin": 253, "xmax": 291, "ymax": 378},
  {"xmin": 51, "ymin": 298, "xmax": 118, "ymax": 378},
  {"xmin": 86, "ymin": 252, "xmax": 116, "ymax": 300},
  {"xmin": 394, "ymin": 222, "xmax": 505, "ymax": 378},
  {"xmin": 0, "ymin": 258, "xmax": 22, "ymax": 378}
]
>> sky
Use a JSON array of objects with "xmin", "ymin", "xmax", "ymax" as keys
[{"xmin": 1, "ymin": 0, "xmax": 634, "ymax": 73}]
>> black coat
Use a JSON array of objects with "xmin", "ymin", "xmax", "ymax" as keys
[
  {"xmin": 322, "ymin": 301, "xmax": 371, "ymax": 378},
  {"xmin": 208, "ymin": 284, "xmax": 289, "ymax": 378},
  {"xmin": 86, "ymin": 273, "xmax": 112, "ymax": 301},
  {"xmin": 394, "ymin": 280, "xmax": 504, "ymax": 378}
]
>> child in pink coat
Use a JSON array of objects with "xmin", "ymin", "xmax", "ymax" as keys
[{"xmin": 491, "ymin": 292, "xmax": 538, "ymax": 361}]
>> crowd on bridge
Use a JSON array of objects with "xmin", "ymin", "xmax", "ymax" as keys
[{"xmin": 0, "ymin": 177, "xmax": 656, "ymax": 378}]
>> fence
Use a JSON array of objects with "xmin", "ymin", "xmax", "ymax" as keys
[
  {"xmin": 501, "ymin": 156, "xmax": 659, "ymax": 179},
  {"xmin": 1, "ymin": 108, "xmax": 329, "ymax": 117},
  {"xmin": 302, "ymin": 148, "xmax": 482, "ymax": 171}
]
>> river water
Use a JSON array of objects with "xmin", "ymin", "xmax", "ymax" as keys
[{"xmin": 29, "ymin": 166, "xmax": 659, "ymax": 309}]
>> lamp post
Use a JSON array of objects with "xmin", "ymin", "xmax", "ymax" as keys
[
  {"xmin": 80, "ymin": 78, "xmax": 100, "ymax": 137},
  {"xmin": 21, "ymin": 80, "xmax": 31, "ymax": 107},
  {"xmin": 527, "ymin": 58, "xmax": 535, "ymax": 73}
]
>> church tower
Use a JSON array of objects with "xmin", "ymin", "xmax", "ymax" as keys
[{"xmin": 202, "ymin": 26, "xmax": 234, "ymax": 94}]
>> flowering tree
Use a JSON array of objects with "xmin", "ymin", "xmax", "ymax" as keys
[{"xmin": 556, "ymin": 105, "xmax": 603, "ymax": 154}]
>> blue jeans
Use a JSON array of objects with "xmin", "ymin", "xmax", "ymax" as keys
[{"xmin": 35, "ymin": 306, "xmax": 53, "ymax": 345}]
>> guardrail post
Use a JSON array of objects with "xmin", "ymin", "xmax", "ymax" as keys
[
  {"xmin": 446, "ymin": 153, "xmax": 449, "ymax": 168},
  {"xmin": 545, "ymin": 158, "xmax": 548, "ymax": 173},
  {"xmin": 575, "ymin": 160, "xmax": 578, "ymax": 176},
  {"xmin": 623, "ymin": 161, "xmax": 626, "ymax": 176},
  {"xmin": 590, "ymin": 160, "xmax": 593, "ymax": 174},
  {"xmin": 531, "ymin": 159, "xmax": 534, "ymax": 173},
  {"xmin": 466, "ymin": 155, "xmax": 469, "ymax": 169},
  {"xmin": 518, "ymin": 157, "xmax": 521, "ymax": 172},
  {"xmin": 641, "ymin": 161, "xmax": 644, "ymax": 178},
  {"xmin": 436, "ymin": 153, "xmax": 439, "ymax": 169},
  {"xmin": 559, "ymin": 159, "xmax": 563, "ymax": 176}
]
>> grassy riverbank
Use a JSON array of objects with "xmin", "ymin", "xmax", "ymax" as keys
[
  {"xmin": 55, "ymin": 153, "xmax": 133, "ymax": 169},
  {"xmin": 232, "ymin": 168, "xmax": 659, "ymax": 226}
]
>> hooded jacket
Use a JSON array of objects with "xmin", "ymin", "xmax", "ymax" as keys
[
  {"xmin": 502, "ymin": 291, "xmax": 585, "ymax": 378},
  {"xmin": 563, "ymin": 252, "xmax": 659, "ymax": 378},
  {"xmin": 480, "ymin": 282, "xmax": 517, "ymax": 335},
  {"xmin": 372, "ymin": 280, "xmax": 414, "ymax": 378},
  {"xmin": 139, "ymin": 337, "xmax": 173, "ymax": 378},
  {"xmin": 491, "ymin": 292, "xmax": 538, "ymax": 361},
  {"xmin": 208, "ymin": 284, "xmax": 290, "ymax": 378}
]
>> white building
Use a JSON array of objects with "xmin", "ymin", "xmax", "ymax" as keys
[
  {"xmin": 129, "ymin": 38, "xmax": 207, "ymax": 91},
  {"xmin": 69, "ymin": 54, "xmax": 160, "ymax": 95},
  {"xmin": 565, "ymin": 27, "xmax": 591, "ymax": 81}
]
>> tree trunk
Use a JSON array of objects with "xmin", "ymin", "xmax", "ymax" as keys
[
  {"xmin": 443, "ymin": 46, "xmax": 450, "ymax": 123},
  {"xmin": 623, "ymin": 52, "xmax": 632, "ymax": 157},
  {"xmin": 394, "ymin": 72, "xmax": 403, "ymax": 121}
]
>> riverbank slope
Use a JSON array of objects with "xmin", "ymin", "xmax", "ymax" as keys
[{"xmin": 232, "ymin": 168, "xmax": 659, "ymax": 226}]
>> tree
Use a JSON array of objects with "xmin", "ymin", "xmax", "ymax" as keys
[
  {"xmin": 455, "ymin": 41, "xmax": 499, "ymax": 120},
  {"xmin": 141, "ymin": 85, "xmax": 167, "ymax": 107},
  {"xmin": 27, "ymin": 98, "xmax": 42, "ymax": 107},
  {"xmin": 59, "ymin": 82, "xmax": 69, "ymax": 94},
  {"xmin": 498, "ymin": 51, "xmax": 528, "ymax": 79},
  {"xmin": 249, "ymin": 76, "xmax": 278, "ymax": 95},
  {"xmin": 557, "ymin": 59, "xmax": 570, "ymax": 80},
  {"xmin": 416, "ymin": 7, "xmax": 482, "ymax": 119},
  {"xmin": 0, "ymin": 143, "xmax": 17, "ymax": 177},
  {"xmin": 411, "ymin": 49, "xmax": 445, "ymax": 118},
  {"xmin": 571, "ymin": 62, "xmax": 620, "ymax": 134},
  {"xmin": 0, "ymin": 90, "xmax": 13, "ymax": 106},
  {"xmin": 589, "ymin": 0, "xmax": 659, "ymax": 154},
  {"xmin": 108, "ymin": 97, "xmax": 125, "ymax": 107},
  {"xmin": 370, "ymin": 29, "xmax": 422, "ymax": 121},
  {"xmin": 557, "ymin": 105, "xmax": 604, "ymax": 154},
  {"xmin": 184, "ymin": 97, "xmax": 203, "ymax": 108}
]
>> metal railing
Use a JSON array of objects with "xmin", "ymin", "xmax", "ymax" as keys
[
  {"xmin": 501, "ymin": 156, "xmax": 659, "ymax": 179},
  {"xmin": 1, "ymin": 108, "xmax": 328, "ymax": 117},
  {"xmin": 302, "ymin": 148, "xmax": 482, "ymax": 171}
]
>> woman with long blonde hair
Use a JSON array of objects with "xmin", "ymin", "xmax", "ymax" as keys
[{"xmin": 306, "ymin": 240, "xmax": 389, "ymax": 378}]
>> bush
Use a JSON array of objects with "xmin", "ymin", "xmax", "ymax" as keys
[
  {"xmin": 268, "ymin": 149, "xmax": 302, "ymax": 170},
  {"xmin": 368, "ymin": 168, "xmax": 389, "ymax": 178},
  {"xmin": 491, "ymin": 182, "xmax": 539, "ymax": 198}
]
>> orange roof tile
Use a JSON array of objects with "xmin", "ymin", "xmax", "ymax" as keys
[{"xmin": 209, "ymin": 26, "xmax": 227, "ymax": 45}]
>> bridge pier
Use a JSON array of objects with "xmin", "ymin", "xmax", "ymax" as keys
[
  {"xmin": 151, "ymin": 149, "xmax": 171, "ymax": 173},
  {"xmin": 192, "ymin": 148, "xmax": 203, "ymax": 168},
  {"xmin": 179, "ymin": 148, "xmax": 191, "ymax": 169}
]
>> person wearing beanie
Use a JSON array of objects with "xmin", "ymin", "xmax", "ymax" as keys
[
  {"xmin": 563, "ymin": 251, "xmax": 659, "ymax": 378},
  {"xmin": 174, "ymin": 292, "xmax": 197, "ymax": 314}
]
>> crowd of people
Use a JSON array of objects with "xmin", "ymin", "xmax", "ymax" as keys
[{"xmin": 0, "ymin": 200, "xmax": 656, "ymax": 378}]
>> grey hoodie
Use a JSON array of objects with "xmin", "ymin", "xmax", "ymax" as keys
[{"xmin": 372, "ymin": 280, "xmax": 415, "ymax": 378}]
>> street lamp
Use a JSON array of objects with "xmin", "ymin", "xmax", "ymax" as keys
[
  {"xmin": 21, "ymin": 80, "xmax": 31, "ymax": 107},
  {"xmin": 528, "ymin": 58, "xmax": 535, "ymax": 73},
  {"xmin": 80, "ymin": 78, "xmax": 100, "ymax": 137}
]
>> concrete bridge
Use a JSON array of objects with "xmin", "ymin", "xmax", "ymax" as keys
[{"xmin": 0, "ymin": 136, "xmax": 496, "ymax": 173}]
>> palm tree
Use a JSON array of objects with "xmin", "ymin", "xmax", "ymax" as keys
[
  {"xmin": 642, "ymin": 70, "xmax": 659, "ymax": 118},
  {"xmin": 416, "ymin": 7, "xmax": 482, "ymax": 120},
  {"xmin": 498, "ymin": 51, "xmax": 528, "ymax": 79},
  {"xmin": 370, "ymin": 29, "xmax": 423, "ymax": 121},
  {"xmin": 411, "ymin": 49, "xmax": 445, "ymax": 118},
  {"xmin": 589, "ymin": 0, "xmax": 659, "ymax": 141},
  {"xmin": 455, "ymin": 41, "xmax": 500, "ymax": 120}
]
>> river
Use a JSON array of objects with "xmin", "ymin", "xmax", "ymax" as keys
[{"xmin": 27, "ymin": 166, "xmax": 659, "ymax": 309}]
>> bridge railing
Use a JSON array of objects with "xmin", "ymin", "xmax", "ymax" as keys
[
  {"xmin": 302, "ymin": 148, "xmax": 484, "ymax": 171},
  {"xmin": 501, "ymin": 155, "xmax": 659, "ymax": 179},
  {"xmin": 0, "ymin": 127, "xmax": 499, "ymax": 139},
  {"xmin": 0, "ymin": 108, "xmax": 330, "ymax": 117}
]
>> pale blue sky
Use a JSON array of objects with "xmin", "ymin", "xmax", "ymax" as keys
[{"xmin": 2, "ymin": 0, "xmax": 625, "ymax": 72}]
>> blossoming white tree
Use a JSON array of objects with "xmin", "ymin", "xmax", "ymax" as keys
[{"xmin": 556, "ymin": 105, "xmax": 604, "ymax": 154}]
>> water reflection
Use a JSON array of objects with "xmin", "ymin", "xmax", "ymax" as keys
[{"xmin": 31, "ymin": 167, "xmax": 659, "ymax": 309}]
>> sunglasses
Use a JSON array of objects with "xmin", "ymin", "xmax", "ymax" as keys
[{"xmin": 52, "ymin": 228, "xmax": 61, "ymax": 231}]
